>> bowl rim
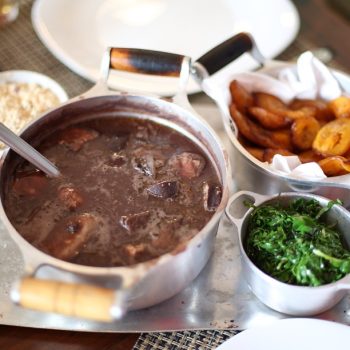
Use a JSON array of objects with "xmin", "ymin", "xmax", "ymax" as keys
[{"xmin": 0, "ymin": 69, "xmax": 68, "ymax": 103}]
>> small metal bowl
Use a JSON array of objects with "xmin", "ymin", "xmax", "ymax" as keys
[{"xmin": 225, "ymin": 191, "xmax": 350, "ymax": 316}]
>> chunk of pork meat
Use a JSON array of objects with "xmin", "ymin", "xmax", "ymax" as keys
[
  {"xmin": 147, "ymin": 181, "xmax": 178, "ymax": 199},
  {"xmin": 58, "ymin": 127, "xmax": 99, "ymax": 151},
  {"xmin": 13, "ymin": 174, "xmax": 48, "ymax": 197},
  {"xmin": 58, "ymin": 185, "xmax": 84, "ymax": 210},
  {"xmin": 106, "ymin": 154, "xmax": 126, "ymax": 168},
  {"xmin": 42, "ymin": 213, "xmax": 98, "ymax": 260},
  {"xmin": 120, "ymin": 211, "xmax": 150, "ymax": 232},
  {"xmin": 121, "ymin": 243, "xmax": 150, "ymax": 265},
  {"xmin": 168, "ymin": 152, "xmax": 205, "ymax": 179},
  {"xmin": 133, "ymin": 154, "xmax": 155, "ymax": 177},
  {"xmin": 203, "ymin": 182, "xmax": 222, "ymax": 211}
]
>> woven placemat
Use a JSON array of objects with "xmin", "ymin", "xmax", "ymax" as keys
[
  {"xmin": 1, "ymin": 2, "xmax": 348, "ymax": 349},
  {"xmin": 133, "ymin": 329, "xmax": 239, "ymax": 350},
  {"xmin": 0, "ymin": 0, "xmax": 93, "ymax": 97}
]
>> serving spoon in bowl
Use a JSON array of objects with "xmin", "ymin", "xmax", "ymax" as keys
[{"xmin": 0, "ymin": 122, "xmax": 60, "ymax": 177}]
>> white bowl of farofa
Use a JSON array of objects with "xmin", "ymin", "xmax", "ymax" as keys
[{"xmin": 0, "ymin": 70, "xmax": 68, "ymax": 148}]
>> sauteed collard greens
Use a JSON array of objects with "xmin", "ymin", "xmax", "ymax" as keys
[{"xmin": 245, "ymin": 198, "xmax": 350, "ymax": 286}]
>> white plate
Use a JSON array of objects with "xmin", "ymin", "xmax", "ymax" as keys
[
  {"xmin": 31, "ymin": 0, "xmax": 299, "ymax": 96},
  {"xmin": 217, "ymin": 318, "xmax": 350, "ymax": 350}
]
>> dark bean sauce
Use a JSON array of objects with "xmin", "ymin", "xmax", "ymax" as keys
[{"xmin": 4, "ymin": 117, "xmax": 222, "ymax": 267}]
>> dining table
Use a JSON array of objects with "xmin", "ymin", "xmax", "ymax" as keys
[{"xmin": 0, "ymin": 0, "xmax": 350, "ymax": 349}]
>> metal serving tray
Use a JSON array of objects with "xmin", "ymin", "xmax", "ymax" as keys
[{"xmin": 0, "ymin": 96, "xmax": 349, "ymax": 332}]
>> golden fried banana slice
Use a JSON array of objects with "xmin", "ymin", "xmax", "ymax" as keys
[
  {"xmin": 245, "ymin": 146, "xmax": 265, "ymax": 162},
  {"xmin": 254, "ymin": 92, "xmax": 288, "ymax": 115},
  {"xmin": 318, "ymin": 156, "xmax": 350, "ymax": 176},
  {"xmin": 291, "ymin": 116, "xmax": 320, "ymax": 150},
  {"xmin": 313, "ymin": 118, "xmax": 350, "ymax": 156},
  {"xmin": 248, "ymin": 106, "xmax": 291, "ymax": 129},
  {"xmin": 271, "ymin": 129, "xmax": 293, "ymax": 150},
  {"xmin": 230, "ymin": 104, "xmax": 292, "ymax": 149},
  {"xmin": 263, "ymin": 148, "xmax": 295, "ymax": 163},
  {"xmin": 297, "ymin": 149, "xmax": 323, "ymax": 163},
  {"xmin": 328, "ymin": 96, "xmax": 350, "ymax": 119},
  {"xmin": 229, "ymin": 80, "xmax": 254, "ymax": 113},
  {"xmin": 254, "ymin": 93, "xmax": 316, "ymax": 120},
  {"xmin": 284, "ymin": 106, "xmax": 317, "ymax": 120},
  {"xmin": 290, "ymin": 99, "xmax": 334, "ymax": 121}
]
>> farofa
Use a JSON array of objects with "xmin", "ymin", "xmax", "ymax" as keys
[{"xmin": 0, "ymin": 82, "xmax": 60, "ymax": 148}]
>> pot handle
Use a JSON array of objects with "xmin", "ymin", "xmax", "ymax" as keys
[
  {"xmin": 11, "ymin": 277, "xmax": 126, "ymax": 322},
  {"xmin": 195, "ymin": 32, "xmax": 265, "ymax": 76},
  {"xmin": 98, "ymin": 47, "xmax": 192, "ymax": 92},
  {"xmin": 225, "ymin": 190, "xmax": 269, "ymax": 228},
  {"xmin": 109, "ymin": 48, "xmax": 188, "ymax": 77},
  {"xmin": 99, "ymin": 47, "xmax": 191, "ymax": 85}
]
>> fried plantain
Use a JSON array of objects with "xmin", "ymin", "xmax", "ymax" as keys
[
  {"xmin": 284, "ymin": 106, "xmax": 317, "ymax": 120},
  {"xmin": 318, "ymin": 156, "xmax": 350, "ymax": 176},
  {"xmin": 313, "ymin": 118, "xmax": 350, "ymax": 156},
  {"xmin": 254, "ymin": 92, "xmax": 288, "ymax": 115},
  {"xmin": 230, "ymin": 103, "xmax": 292, "ymax": 150},
  {"xmin": 254, "ymin": 92, "xmax": 317, "ymax": 120},
  {"xmin": 290, "ymin": 99, "xmax": 334, "ymax": 121},
  {"xmin": 248, "ymin": 106, "xmax": 291, "ymax": 129},
  {"xmin": 263, "ymin": 148, "xmax": 295, "ymax": 163},
  {"xmin": 298, "ymin": 149, "xmax": 324, "ymax": 163},
  {"xmin": 229, "ymin": 80, "xmax": 254, "ymax": 113},
  {"xmin": 328, "ymin": 96, "xmax": 350, "ymax": 119},
  {"xmin": 245, "ymin": 146, "xmax": 265, "ymax": 162},
  {"xmin": 291, "ymin": 116, "xmax": 320, "ymax": 150}
]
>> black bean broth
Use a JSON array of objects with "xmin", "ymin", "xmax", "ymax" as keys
[{"xmin": 4, "ymin": 117, "xmax": 222, "ymax": 267}]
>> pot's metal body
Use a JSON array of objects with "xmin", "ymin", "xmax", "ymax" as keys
[
  {"xmin": 0, "ymin": 49, "xmax": 230, "ymax": 315},
  {"xmin": 201, "ymin": 57, "xmax": 350, "ymax": 206},
  {"xmin": 226, "ymin": 191, "xmax": 350, "ymax": 316}
]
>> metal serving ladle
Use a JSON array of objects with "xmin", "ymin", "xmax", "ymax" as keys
[{"xmin": 0, "ymin": 123, "xmax": 60, "ymax": 177}]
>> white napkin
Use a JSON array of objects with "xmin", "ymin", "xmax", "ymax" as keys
[
  {"xmin": 231, "ymin": 51, "xmax": 342, "ymax": 104},
  {"xmin": 271, "ymin": 155, "xmax": 327, "ymax": 181},
  {"xmin": 231, "ymin": 51, "xmax": 343, "ymax": 179},
  {"xmin": 225, "ymin": 71, "xmax": 296, "ymax": 103},
  {"xmin": 279, "ymin": 51, "xmax": 342, "ymax": 101}
]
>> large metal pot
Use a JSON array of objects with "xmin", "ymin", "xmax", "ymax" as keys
[
  {"xmin": 194, "ymin": 33, "xmax": 350, "ymax": 206},
  {"xmin": 0, "ymin": 46, "xmax": 234, "ymax": 322},
  {"xmin": 225, "ymin": 190, "xmax": 350, "ymax": 316}
]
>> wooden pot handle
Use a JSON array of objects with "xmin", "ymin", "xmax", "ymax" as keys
[
  {"xmin": 11, "ymin": 278, "xmax": 125, "ymax": 322},
  {"xmin": 109, "ymin": 48, "xmax": 188, "ymax": 77}
]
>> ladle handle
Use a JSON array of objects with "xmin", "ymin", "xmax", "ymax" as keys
[
  {"xmin": 196, "ymin": 32, "xmax": 265, "ymax": 76},
  {"xmin": 109, "ymin": 48, "xmax": 188, "ymax": 77},
  {"xmin": 0, "ymin": 123, "xmax": 60, "ymax": 178},
  {"xmin": 11, "ymin": 278, "xmax": 125, "ymax": 322}
]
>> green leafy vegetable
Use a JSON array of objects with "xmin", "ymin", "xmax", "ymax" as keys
[{"xmin": 245, "ymin": 198, "xmax": 350, "ymax": 286}]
